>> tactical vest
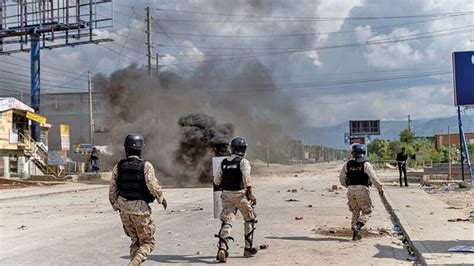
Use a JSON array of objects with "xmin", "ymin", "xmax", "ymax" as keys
[
  {"xmin": 221, "ymin": 157, "xmax": 245, "ymax": 191},
  {"xmin": 117, "ymin": 157, "xmax": 155, "ymax": 203},
  {"xmin": 346, "ymin": 160, "xmax": 370, "ymax": 187}
]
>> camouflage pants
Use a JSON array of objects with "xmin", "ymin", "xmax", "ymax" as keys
[
  {"xmin": 347, "ymin": 186, "xmax": 373, "ymax": 227},
  {"xmin": 120, "ymin": 212, "xmax": 156, "ymax": 262},
  {"xmin": 218, "ymin": 191, "xmax": 256, "ymax": 249}
]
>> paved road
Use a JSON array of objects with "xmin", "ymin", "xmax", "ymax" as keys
[{"xmin": 0, "ymin": 165, "xmax": 410, "ymax": 265}]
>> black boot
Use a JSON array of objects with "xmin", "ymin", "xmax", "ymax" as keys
[{"xmin": 352, "ymin": 222, "xmax": 364, "ymax": 241}]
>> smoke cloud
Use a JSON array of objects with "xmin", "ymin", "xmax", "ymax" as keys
[{"xmin": 95, "ymin": 57, "xmax": 303, "ymax": 185}]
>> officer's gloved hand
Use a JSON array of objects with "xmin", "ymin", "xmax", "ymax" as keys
[
  {"xmin": 378, "ymin": 190, "xmax": 384, "ymax": 197},
  {"xmin": 161, "ymin": 198, "xmax": 167, "ymax": 210}
]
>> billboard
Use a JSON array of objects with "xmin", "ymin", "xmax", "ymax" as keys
[
  {"xmin": 349, "ymin": 120, "xmax": 380, "ymax": 136},
  {"xmin": 452, "ymin": 51, "xmax": 474, "ymax": 106},
  {"xmin": 60, "ymin": 124, "xmax": 70, "ymax": 151}
]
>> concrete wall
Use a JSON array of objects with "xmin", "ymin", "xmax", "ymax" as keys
[{"xmin": 40, "ymin": 92, "xmax": 110, "ymax": 161}]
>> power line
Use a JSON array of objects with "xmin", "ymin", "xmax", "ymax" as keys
[
  {"xmin": 160, "ymin": 26, "xmax": 473, "ymax": 66},
  {"xmin": 156, "ymin": 8, "xmax": 474, "ymax": 21},
  {"xmin": 151, "ymin": 14, "xmax": 468, "ymax": 38},
  {"xmin": 151, "ymin": 18, "xmax": 196, "ymax": 72},
  {"xmin": 171, "ymin": 70, "xmax": 451, "ymax": 91},
  {"xmin": 155, "ymin": 11, "xmax": 474, "ymax": 22}
]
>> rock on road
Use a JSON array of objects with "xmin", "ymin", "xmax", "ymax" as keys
[{"xmin": 0, "ymin": 163, "xmax": 410, "ymax": 265}]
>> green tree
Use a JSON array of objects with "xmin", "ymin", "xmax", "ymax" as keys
[{"xmin": 400, "ymin": 129, "xmax": 415, "ymax": 144}]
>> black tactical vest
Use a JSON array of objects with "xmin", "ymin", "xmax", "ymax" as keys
[
  {"xmin": 117, "ymin": 157, "xmax": 155, "ymax": 203},
  {"xmin": 346, "ymin": 160, "xmax": 370, "ymax": 187},
  {"xmin": 221, "ymin": 157, "xmax": 245, "ymax": 191}
]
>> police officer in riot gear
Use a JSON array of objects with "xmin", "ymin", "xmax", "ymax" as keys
[
  {"xmin": 214, "ymin": 137, "xmax": 258, "ymax": 263},
  {"xmin": 109, "ymin": 134, "xmax": 167, "ymax": 266},
  {"xmin": 339, "ymin": 144, "xmax": 384, "ymax": 241}
]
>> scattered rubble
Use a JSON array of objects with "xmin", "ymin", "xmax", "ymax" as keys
[
  {"xmin": 17, "ymin": 225, "xmax": 28, "ymax": 230},
  {"xmin": 285, "ymin": 199, "xmax": 299, "ymax": 202},
  {"xmin": 295, "ymin": 216, "xmax": 303, "ymax": 220},
  {"xmin": 447, "ymin": 218, "xmax": 470, "ymax": 222},
  {"xmin": 313, "ymin": 225, "xmax": 392, "ymax": 238}
]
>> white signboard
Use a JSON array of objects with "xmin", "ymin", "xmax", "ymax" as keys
[
  {"xmin": 212, "ymin": 156, "xmax": 227, "ymax": 219},
  {"xmin": 48, "ymin": 151, "xmax": 67, "ymax": 165}
]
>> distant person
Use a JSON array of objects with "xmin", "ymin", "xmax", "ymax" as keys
[
  {"xmin": 396, "ymin": 148, "xmax": 408, "ymax": 187},
  {"xmin": 109, "ymin": 134, "xmax": 167, "ymax": 266},
  {"xmin": 89, "ymin": 147, "xmax": 100, "ymax": 172},
  {"xmin": 214, "ymin": 137, "xmax": 258, "ymax": 263},
  {"xmin": 339, "ymin": 144, "xmax": 384, "ymax": 241}
]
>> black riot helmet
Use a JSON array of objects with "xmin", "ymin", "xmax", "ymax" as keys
[
  {"xmin": 351, "ymin": 144, "xmax": 367, "ymax": 163},
  {"xmin": 230, "ymin": 137, "xmax": 248, "ymax": 156},
  {"xmin": 124, "ymin": 134, "xmax": 145, "ymax": 156}
]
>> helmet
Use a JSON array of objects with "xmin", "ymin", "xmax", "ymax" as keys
[
  {"xmin": 124, "ymin": 133, "xmax": 145, "ymax": 151},
  {"xmin": 351, "ymin": 144, "xmax": 367, "ymax": 162},
  {"xmin": 230, "ymin": 137, "xmax": 247, "ymax": 156}
]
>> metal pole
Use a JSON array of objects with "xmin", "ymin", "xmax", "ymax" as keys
[
  {"xmin": 156, "ymin": 52, "xmax": 159, "ymax": 77},
  {"xmin": 88, "ymin": 71, "xmax": 94, "ymax": 145},
  {"xmin": 458, "ymin": 108, "xmax": 473, "ymax": 183},
  {"xmin": 266, "ymin": 143, "xmax": 270, "ymax": 168},
  {"xmin": 408, "ymin": 115, "xmax": 411, "ymax": 132},
  {"xmin": 448, "ymin": 126, "xmax": 452, "ymax": 179},
  {"xmin": 0, "ymin": 2, "xmax": 3, "ymax": 53},
  {"xmin": 146, "ymin": 6, "xmax": 152, "ymax": 77},
  {"xmin": 30, "ymin": 31, "xmax": 41, "ymax": 142},
  {"xmin": 458, "ymin": 106, "xmax": 465, "ymax": 181}
]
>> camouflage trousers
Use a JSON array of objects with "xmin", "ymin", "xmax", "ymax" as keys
[
  {"xmin": 218, "ymin": 190, "xmax": 257, "ymax": 249},
  {"xmin": 347, "ymin": 186, "xmax": 373, "ymax": 227},
  {"xmin": 120, "ymin": 212, "xmax": 156, "ymax": 262}
]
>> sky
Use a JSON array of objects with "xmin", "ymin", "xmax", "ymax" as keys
[{"xmin": 0, "ymin": 0, "xmax": 473, "ymax": 127}]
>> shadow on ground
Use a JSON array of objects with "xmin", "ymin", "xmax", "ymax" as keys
[
  {"xmin": 122, "ymin": 255, "xmax": 218, "ymax": 264},
  {"xmin": 266, "ymin": 236, "xmax": 351, "ymax": 242},
  {"xmin": 372, "ymin": 243, "xmax": 408, "ymax": 261},
  {"xmin": 412, "ymin": 240, "xmax": 474, "ymax": 253}
]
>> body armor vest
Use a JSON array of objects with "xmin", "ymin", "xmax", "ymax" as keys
[
  {"xmin": 117, "ymin": 157, "xmax": 155, "ymax": 203},
  {"xmin": 346, "ymin": 160, "xmax": 370, "ymax": 187},
  {"xmin": 221, "ymin": 157, "xmax": 245, "ymax": 191}
]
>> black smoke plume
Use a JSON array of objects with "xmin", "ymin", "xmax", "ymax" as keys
[{"xmin": 174, "ymin": 113, "xmax": 233, "ymax": 183}]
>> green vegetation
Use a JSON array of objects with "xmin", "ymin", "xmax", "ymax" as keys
[{"xmin": 367, "ymin": 129, "xmax": 459, "ymax": 167}]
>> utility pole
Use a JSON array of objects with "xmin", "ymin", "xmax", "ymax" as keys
[
  {"xmin": 156, "ymin": 52, "xmax": 159, "ymax": 77},
  {"xmin": 266, "ymin": 143, "xmax": 270, "ymax": 168},
  {"xmin": 88, "ymin": 71, "xmax": 94, "ymax": 145},
  {"xmin": 146, "ymin": 6, "xmax": 152, "ymax": 77},
  {"xmin": 448, "ymin": 126, "xmax": 452, "ymax": 180},
  {"xmin": 407, "ymin": 115, "xmax": 412, "ymax": 132}
]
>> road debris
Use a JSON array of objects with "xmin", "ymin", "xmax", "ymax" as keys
[
  {"xmin": 447, "ymin": 218, "xmax": 470, "ymax": 222},
  {"xmin": 448, "ymin": 246, "xmax": 474, "ymax": 253},
  {"xmin": 307, "ymin": 204, "xmax": 313, "ymax": 208},
  {"xmin": 17, "ymin": 225, "xmax": 28, "ymax": 230},
  {"xmin": 259, "ymin": 243, "xmax": 269, "ymax": 250},
  {"xmin": 295, "ymin": 216, "xmax": 303, "ymax": 220},
  {"xmin": 285, "ymin": 199, "xmax": 299, "ymax": 202}
]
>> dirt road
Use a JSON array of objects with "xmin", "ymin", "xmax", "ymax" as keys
[{"xmin": 0, "ymin": 163, "xmax": 410, "ymax": 265}]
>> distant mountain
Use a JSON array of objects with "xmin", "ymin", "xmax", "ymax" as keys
[{"xmin": 294, "ymin": 114, "xmax": 474, "ymax": 149}]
